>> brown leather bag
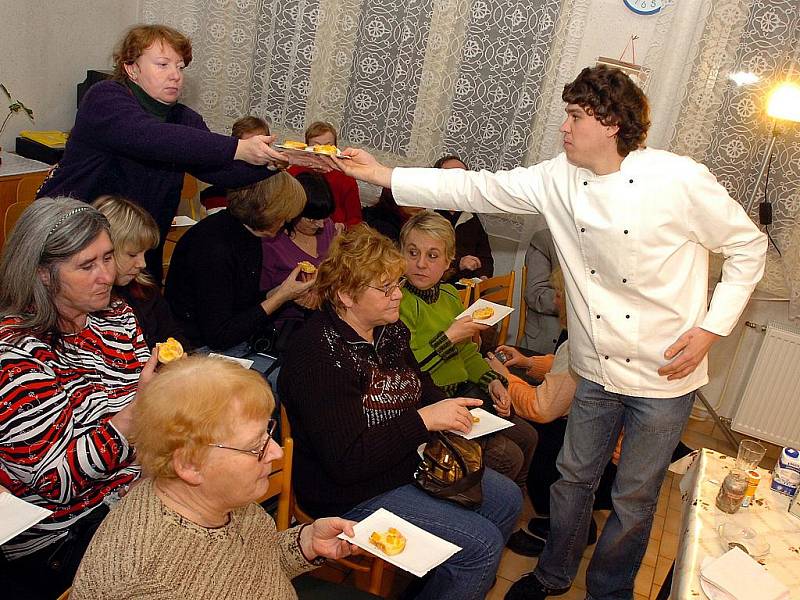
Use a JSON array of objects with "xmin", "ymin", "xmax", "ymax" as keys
[{"xmin": 414, "ymin": 432, "xmax": 484, "ymax": 508}]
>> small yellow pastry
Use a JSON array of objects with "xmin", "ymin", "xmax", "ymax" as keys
[
  {"xmin": 297, "ymin": 261, "xmax": 317, "ymax": 274},
  {"xmin": 282, "ymin": 140, "xmax": 308, "ymax": 150},
  {"xmin": 458, "ymin": 277, "xmax": 477, "ymax": 287},
  {"xmin": 312, "ymin": 144, "xmax": 339, "ymax": 156},
  {"xmin": 157, "ymin": 337, "xmax": 184, "ymax": 364},
  {"xmin": 369, "ymin": 528, "xmax": 406, "ymax": 556},
  {"xmin": 472, "ymin": 416, "xmax": 481, "ymax": 423},
  {"xmin": 472, "ymin": 307, "xmax": 495, "ymax": 320}
]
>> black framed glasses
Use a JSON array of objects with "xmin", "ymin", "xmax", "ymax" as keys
[
  {"xmin": 365, "ymin": 277, "xmax": 407, "ymax": 297},
  {"xmin": 207, "ymin": 419, "xmax": 277, "ymax": 462}
]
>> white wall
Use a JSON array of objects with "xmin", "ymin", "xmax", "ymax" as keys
[{"xmin": 0, "ymin": 1, "xmax": 141, "ymax": 150}]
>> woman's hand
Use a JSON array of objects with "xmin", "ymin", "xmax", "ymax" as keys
[
  {"xmin": 301, "ymin": 517, "xmax": 359, "ymax": 561},
  {"xmin": 329, "ymin": 148, "xmax": 393, "ymax": 187},
  {"xmin": 485, "ymin": 352, "xmax": 511, "ymax": 379},
  {"xmin": 488, "ymin": 379, "xmax": 511, "ymax": 417},
  {"xmin": 418, "ymin": 397, "xmax": 483, "ymax": 433},
  {"xmin": 459, "ymin": 255, "xmax": 482, "ymax": 272},
  {"xmin": 111, "ymin": 348, "xmax": 159, "ymax": 437},
  {"xmin": 334, "ymin": 222, "xmax": 346, "ymax": 235},
  {"xmin": 494, "ymin": 345, "xmax": 532, "ymax": 369},
  {"xmin": 446, "ymin": 316, "xmax": 489, "ymax": 344},
  {"xmin": 235, "ymin": 135, "xmax": 284, "ymax": 166},
  {"xmin": 261, "ymin": 265, "xmax": 316, "ymax": 314}
]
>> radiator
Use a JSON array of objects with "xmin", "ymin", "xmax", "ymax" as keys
[{"xmin": 732, "ymin": 321, "xmax": 800, "ymax": 448}]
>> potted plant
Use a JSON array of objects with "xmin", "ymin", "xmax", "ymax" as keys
[{"xmin": 0, "ymin": 83, "xmax": 35, "ymax": 165}]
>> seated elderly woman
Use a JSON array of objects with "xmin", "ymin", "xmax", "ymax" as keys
[
  {"xmin": 278, "ymin": 225, "xmax": 522, "ymax": 600},
  {"xmin": 71, "ymin": 356, "xmax": 362, "ymax": 599},
  {"xmin": 165, "ymin": 172, "xmax": 314, "ymax": 367},
  {"xmin": 398, "ymin": 211, "xmax": 537, "ymax": 488},
  {"xmin": 0, "ymin": 198, "xmax": 156, "ymax": 600},
  {"xmin": 93, "ymin": 195, "xmax": 187, "ymax": 349}
]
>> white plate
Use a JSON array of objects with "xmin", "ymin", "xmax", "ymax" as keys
[
  {"xmin": 454, "ymin": 277, "xmax": 482, "ymax": 287},
  {"xmin": 451, "ymin": 407, "xmax": 514, "ymax": 440},
  {"xmin": 338, "ymin": 508, "xmax": 461, "ymax": 577},
  {"xmin": 456, "ymin": 299, "xmax": 514, "ymax": 326},
  {"xmin": 273, "ymin": 144, "xmax": 350, "ymax": 159},
  {"xmin": 171, "ymin": 215, "xmax": 197, "ymax": 227},
  {"xmin": 208, "ymin": 353, "xmax": 254, "ymax": 370}
]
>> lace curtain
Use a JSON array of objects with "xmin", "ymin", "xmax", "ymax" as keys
[{"xmin": 646, "ymin": 0, "xmax": 800, "ymax": 320}]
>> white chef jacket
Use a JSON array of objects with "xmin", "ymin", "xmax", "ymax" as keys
[{"xmin": 392, "ymin": 148, "xmax": 767, "ymax": 398}]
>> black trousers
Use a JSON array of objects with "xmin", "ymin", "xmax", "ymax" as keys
[{"xmin": 0, "ymin": 504, "xmax": 109, "ymax": 600}]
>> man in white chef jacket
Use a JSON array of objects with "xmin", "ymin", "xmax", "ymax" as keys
[{"xmin": 329, "ymin": 65, "xmax": 767, "ymax": 600}]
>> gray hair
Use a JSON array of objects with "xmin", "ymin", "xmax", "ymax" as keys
[{"xmin": 0, "ymin": 197, "xmax": 111, "ymax": 340}]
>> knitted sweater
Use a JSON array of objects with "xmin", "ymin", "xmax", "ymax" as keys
[
  {"xmin": 278, "ymin": 304, "xmax": 441, "ymax": 517},
  {"xmin": 0, "ymin": 302, "xmax": 147, "ymax": 559},
  {"xmin": 70, "ymin": 479, "xmax": 315, "ymax": 600},
  {"xmin": 399, "ymin": 283, "xmax": 501, "ymax": 396}
]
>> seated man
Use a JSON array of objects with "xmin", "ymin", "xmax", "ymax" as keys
[
  {"xmin": 279, "ymin": 225, "xmax": 522, "ymax": 600},
  {"xmin": 398, "ymin": 211, "xmax": 537, "ymax": 488}
]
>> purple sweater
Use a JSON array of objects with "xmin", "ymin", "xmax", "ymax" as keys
[{"xmin": 38, "ymin": 80, "xmax": 272, "ymax": 236}]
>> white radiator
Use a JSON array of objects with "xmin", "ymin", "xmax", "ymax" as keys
[{"xmin": 732, "ymin": 321, "xmax": 800, "ymax": 448}]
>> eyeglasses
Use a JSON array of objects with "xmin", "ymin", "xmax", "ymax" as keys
[
  {"xmin": 207, "ymin": 419, "xmax": 277, "ymax": 462},
  {"xmin": 365, "ymin": 277, "xmax": 407, "ymax": 297}
]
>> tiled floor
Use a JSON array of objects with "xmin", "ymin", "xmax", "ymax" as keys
[
  {"xmin": 308, "ymin": 413, "xmax": 783, "ymax": 599},
  {"xmin": 485, "ymin": 412, "xmax": 783, "ymax": 600}
]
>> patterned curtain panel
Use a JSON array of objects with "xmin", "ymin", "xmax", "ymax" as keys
[{"xmin": 662, "ymin": 0, "xmax": 800, "ymax": 320}]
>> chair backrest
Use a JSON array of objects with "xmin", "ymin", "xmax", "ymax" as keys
[
  {"xmin": 515, "ymin": 264, "xmax": 528, "ymax": 346},
  {"xmin": 457, "ymin": 284, "xmax": 472, "ymax": 308},
  {"xmin": 476, "ymin": 271, "xmax": 515, "ymax": 345},
  {"xmin": 256, "ymin": 435, "xmax": 293, "ymax": 531},
  {"xmin": 4, "ymin": 200, "xmax": 33, "ymax": 242},
  {"xmin": 180, "ymin": 173, "xmax": 199, "ymax": 220}
]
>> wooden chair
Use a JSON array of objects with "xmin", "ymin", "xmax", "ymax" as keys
[
  {"xmin": 515, "ymin": 265, "xmax": 528, "ymax": 346},
  {"xmin": 279, "ymin": 406, "xmax": 389, "ymax": 597},
  {"xmin": 457, "ymin": 284, "xmax": 472, "ymax": 308},
  {"xmin": 16, "ymin": 173, "xmax": 46, "ymax": 204},
  {"xmin": 3, "ymin": 200, "xmax": 32, "ymax": 242},
  {"xmin": 180, "ymin": 173, "xmax": 199, "ymax": 220},
  {"xmin": 475, "ymin": 271, "xmax": 515, "ymax": 345},
  {"xmin": 256, "ymin": 436, "xmax": 293, "ymax": 531},
  {"xmin": 56, "ymin": 587, "xmax": 70, "ymax": 600}
]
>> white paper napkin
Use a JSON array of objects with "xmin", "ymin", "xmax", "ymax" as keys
[
  {"xmin": 0, "ymin": 493, "xmax": 52, "ymax": 545},
  {"xmin": 451, "ymin": 408, "xmax": 514, "ymax": 440},
  {"xmin": 455, "ymin": 299, "xmax": 514, "ymax": 326},
  {"xmin": 337, "ymin": 508, "xmax": 461, "ymax": 577},
  {"xmin": 700, "ymin": 547, "xmax": 790, "ymax": 600}
]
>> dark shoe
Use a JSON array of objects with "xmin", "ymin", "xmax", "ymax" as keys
[
  {"xmin": 527, "ymin": 516, "xmax": 550, "ymax": 540},
  {"xmin": 505, "ymin": 572, "xmax": 570, "ymax": 600},
  {"xmin": 506, "ymin": 529, "xmax": 546, "ymax": 557}
]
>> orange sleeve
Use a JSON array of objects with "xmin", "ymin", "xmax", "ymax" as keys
[
  {"xmin": 525, "ymin": 354, "xmax": 555, "ymax": 381},
  {"xmin": 507, "ymin": 370, "xmax": 575, "ymax": 423}
]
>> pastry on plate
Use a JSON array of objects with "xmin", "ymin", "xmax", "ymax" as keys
[
  {"xmin": 369, "ymin": 528, "xmax": 406, "ymax": 556},
  {"xmin": 472, "ymin": 307, "xmax": 495, "ymax": 320},
  {"xmin": 157, "ymin": 337, "xmax": 184, "ymax": 364},
  {"xmin": 282, "ymin": 140, "xmax": 308, "ymax": 150},
  {"xmin": 312, "ymin": 144, "xmax": 339, "ymax": 156}
]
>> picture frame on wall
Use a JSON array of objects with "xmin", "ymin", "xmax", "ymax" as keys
[{"xmin": 596, "ymin": 56, "xmax": 651, "ymax": 91}]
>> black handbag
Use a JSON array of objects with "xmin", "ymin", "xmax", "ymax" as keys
[{"xmin": 414, "ymin": 431, "xmax": 484, "ymax": 508}]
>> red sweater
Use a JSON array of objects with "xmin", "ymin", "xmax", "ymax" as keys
[{"xmin": 288, "ymin": 166, "xmax": 362, "ymax": 226}]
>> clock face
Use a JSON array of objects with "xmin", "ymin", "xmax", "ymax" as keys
[{"xmin": 623, "ymin": 0, "xmax": 664, "ymax": 15}]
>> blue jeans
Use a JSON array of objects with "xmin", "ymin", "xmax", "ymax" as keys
[
  {"xmin": 534, "ymin": 377, "xmax": 694, "ymax": 600},
  {"xmin": 343, "ymin": 469, "xmax": 521, "ymax": 600}
]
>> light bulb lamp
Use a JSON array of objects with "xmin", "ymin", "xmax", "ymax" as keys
[{"xmin": 744, "ymin": 81, "xmax": 800, "ymax": 217}]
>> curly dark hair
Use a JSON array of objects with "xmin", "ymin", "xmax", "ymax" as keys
[{"xmin": 562, "ymin": 65, "xmax": 650, "ymax": 156}]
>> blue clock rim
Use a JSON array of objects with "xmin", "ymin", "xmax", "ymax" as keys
[{"xmin": 623, "ymin": 0, "xmax": 662, "ymax": 15}]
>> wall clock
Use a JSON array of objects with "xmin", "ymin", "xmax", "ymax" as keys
[{"xmin": 623, "ymin": 0, "xmax": 664, "ymax": 15}]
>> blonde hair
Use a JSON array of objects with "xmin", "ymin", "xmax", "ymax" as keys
[
  {"xmin": 399, "ymin": 210, "xmax": 456, "ymax": 262},
  {"xmin": 132, "ymin": 356, "xmax": 274, "ymax": 479},
  {"xmin": 228, "ymin": 171, "xmax": 306, "ymax": 232},
  {"xmin": 304, "ymin": 121, "xmax": 337, "ymax": 145},
  {"xmin": 92, "ymin": 195, "xmax": 159, "ymax": 287},
  {"xmin": 113, "ymin": 24, "xmax": 192, "ymax": 83},
  {"xmin": 315, "ymin": 224, "xmax": 406, "ymax": 311}
]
